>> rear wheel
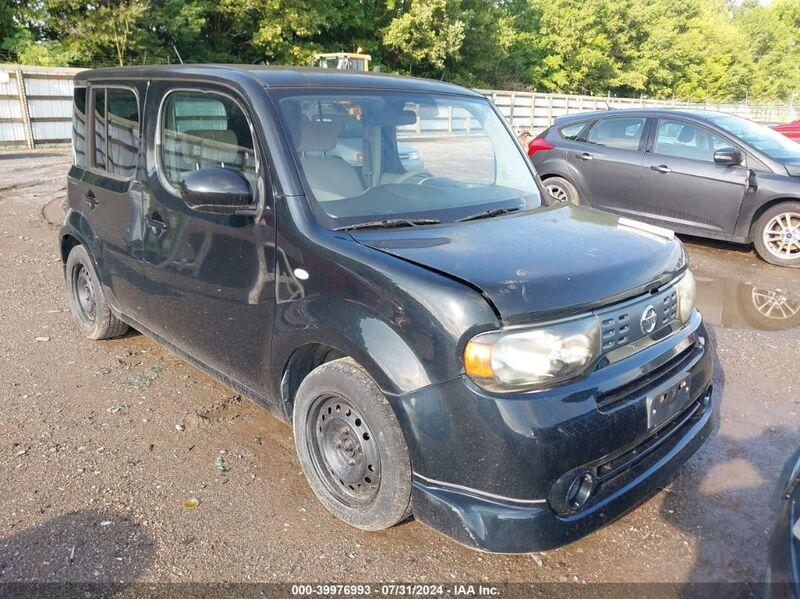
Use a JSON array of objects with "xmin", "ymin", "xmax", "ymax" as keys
[
  {"xmin": 543, "ymin": 176, "xmax": 582, "ymax": 205},
  {"xmin": 753, "ymin": 202, "xmax": 800, "ymax": 267},
  {"xmin": 293, "ymin": 357, "xmax": 412, "ymax": 530},
  {"xmin": 65, "ymin": 245, "xmax": 129, "ymax": 340}
]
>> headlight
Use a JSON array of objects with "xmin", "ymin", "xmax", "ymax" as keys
[
  {"xmin": 675, "ymin": 269, "xmax": 696, "ymax": 323},
  {"xmin": 464, "ymin": 316, "xmax": 601, "ymax": 392},
  {"xmin": 407, "ymin": 151, "xmax": 419, "ymax": 160}
]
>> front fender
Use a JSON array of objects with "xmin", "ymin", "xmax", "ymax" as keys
[{"xmin": 274, "ymin": 297, "xmax": 432, "ymax": 397}]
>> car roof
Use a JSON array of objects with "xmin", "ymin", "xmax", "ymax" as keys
[
  {"xmin": 554, "ymin": 108, "xmax": 734, "ymax": 124},
  {"xmin": 74, "ymin": 64, "xmax": 483, "ymax": 97}
]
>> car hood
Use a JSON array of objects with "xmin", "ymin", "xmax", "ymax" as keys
[{"xmin": 350, "ymin": 205, "xmax": 685, "ymax": 323}]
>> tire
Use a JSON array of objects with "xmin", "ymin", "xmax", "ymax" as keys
[
  {"xmin": 293, "ymin": 357, "xmax": 412, "ymax": 530},
  {"xmin": 65, "ymin": 245, "xmax": 129, "ymax": 340},
  {"xmin": 543, "ymin": 176, "xmax": 582, "ymax": 205},
  {"xmin": 753, "ymin": 202, "xmax": 800, "ymax": 267}
]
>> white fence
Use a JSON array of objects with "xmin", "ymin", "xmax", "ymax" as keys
[
  {"xmin": 481, "ymin": 90, "xmax": 799, "ymax": 134},
  {"xmin": 1, "ymin": 64, "xmax": 797, "ymax": 149},
  {"xmin": 0, "ymin": 65, "xmax": 82, "ymax": 148}
]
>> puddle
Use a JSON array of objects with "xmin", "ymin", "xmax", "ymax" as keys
[{"xmin": 694, "ymin": 270, "xmax": 800, "ymax": 332}]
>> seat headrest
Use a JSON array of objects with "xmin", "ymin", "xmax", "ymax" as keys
[
  {"xmin": 677, "ymin": 125, "xmax": 695, "ymax": 143},
  {"xmin": 296, "ymin": 121, "xmax": 338, "ymax": 152}
]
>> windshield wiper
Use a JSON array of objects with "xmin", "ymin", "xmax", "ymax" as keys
[
  {"xmin": 335, "ymin": 218, "xmax": 441, "ymax": 232},
  {"xmin": 456, "ymin": 206, "xmax": 521, "ymax": 222}
]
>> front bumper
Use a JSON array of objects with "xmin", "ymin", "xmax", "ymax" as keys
[{"xmin": 391, "ymin": 311, "xmax": 715, "ymax": 552}]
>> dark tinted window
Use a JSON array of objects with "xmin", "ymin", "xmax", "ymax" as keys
[
  {"xmin": 560, "ymin": 122, "xmax": 586, "ymax": 140},
  {"xmin": 92, "ymin": 89, "xmax": 106, "ymax": 170},
  {"xmin": 106, "ymin": 89, "xmax": 139, "ymax": 177},
  {"xmin": 72, "ymin": 87, "xmax": 87, "ymax": 168},
  {"xmin": 586, "ymin": 117, "xmax": 646, "ymax": 150},
  {"xmin": 654, "ymin": 119, "xmax": 729, "ymax": 162},
  {"xmin": 159, "ymin": 91, "xmax": 257, "ymax": 192}
]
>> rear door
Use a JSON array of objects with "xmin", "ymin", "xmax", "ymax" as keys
[
  {"xmin": 638, "ymin": 118, "xmax": 748, "ymax": 235},
  {"xmin": 138, "ymin": 82, "xmax": 277, "ymax": 399},
  {"xmin": 570, "ymin": 116, "xmax": 647, "ymax": 213},
  {"xmin": 81, "ymin": 84, "xmax": 149, "ymax": 318}
]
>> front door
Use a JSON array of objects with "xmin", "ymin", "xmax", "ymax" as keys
[
  {"xmin": 81, "ymin": 84, "xmax": 149, "ymax": 319},
  {"xmin": 638, "ymin": 118, "xmax": 748, "ymax": 234},
  {"xmin": 570, "ymin": 116, "xmax": 647, "ymax": 213},
  {"xmin": 139, "ymin": 83, "xmax": 277, "ymax": 400}
]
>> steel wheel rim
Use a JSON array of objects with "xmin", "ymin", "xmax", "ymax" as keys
[
  {"xmin": 72, "ymin": 264, "xmax": 97, "ymax": 327},
  {"xmin": 306, "ymin": 394, "xmax": 381, "ymax": 507},
  {"xmin": 751, "ymin": 287, "xmax": 800, "ymax": 321},
  {"xmin": 763, "ymin": 212, "xmax": 800, "ymax": 260},
  {"xmin": 545, "ymin": 184, "xmax": 570, "ymax": 203}
]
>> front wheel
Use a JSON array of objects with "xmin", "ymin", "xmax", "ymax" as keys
[
  {"xmin": 543, "ymin": 176, "xmax": 582, "ymax": 205},
  {"xmin": 293, "ymin": 357, "xmax": 412, "ymax": 530},
  {"xmin": 753, "ymin": 202, "xmax": 800, "ymax": 267}
]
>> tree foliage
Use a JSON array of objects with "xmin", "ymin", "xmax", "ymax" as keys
[{"xmin": 2, "ymin": 0, "xmax": 798, "ymax": 101}]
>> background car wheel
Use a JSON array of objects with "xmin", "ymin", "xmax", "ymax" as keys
[
  {"xmin": 543, "ymin": 176, "xmax": 582, "ymax": 205},
  {"xmin": 754, "ymin": 202, "xmax": 800, "ymax": 267},
  {"xmin": 293, "ymin": 357, "xmax": 412, "ymax": 531},
  {"xmin": 65, "ymin": 245, "xmax": 129, "ymax": 340}
]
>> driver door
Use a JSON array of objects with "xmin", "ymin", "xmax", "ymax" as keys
[{"xmin": 139, "ymin": 82, "xmax": 277, "ymax": 398}]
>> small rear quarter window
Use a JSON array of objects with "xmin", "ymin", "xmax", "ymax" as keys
[
  {"xmin": 72, "ymin": 87, "xmax": 87, "ymax": 168},
  {"xmin": 559, "ymin": 122, "xmax": 587, "ymax": 140}
]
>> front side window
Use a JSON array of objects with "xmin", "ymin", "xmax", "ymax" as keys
[
  {"xmin": 159, "ymin": 91, "xmax": 257, "ymax": 193},
  {"xmin": 707, "ymin": 114, "xmax": 800, "ymax": 163},
  {"xmin": 276, "ymin": 91, "xmax": 541, "ymax": 227},
  {"xmin": 586, "ymin": 117, "xmax": 646, "ymax": 150},
  {"xmin": 654, "ymin": 119, "xmax": 730, "ymax": 162},
  {"xmin": 73, "ymin": 87, "xmax": 87, "ymax": 168}
]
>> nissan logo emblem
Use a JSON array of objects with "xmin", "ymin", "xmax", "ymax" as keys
[{"xmin": 640, "ymin": 305, "xmax": 658, "ymax": 334}]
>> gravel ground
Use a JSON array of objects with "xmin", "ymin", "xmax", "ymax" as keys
[{"xmin": 0, "ymin": 149, "xmax": 798, "ymax": 589}]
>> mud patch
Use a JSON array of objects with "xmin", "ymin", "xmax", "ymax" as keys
[{"xmin": 41, "ymin": 195, "xmax": 66, "ymax": 228}]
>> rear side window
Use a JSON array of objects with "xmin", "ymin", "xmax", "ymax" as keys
[
  {"xmin": 91, "ymin": 87, "xmax": 140, "ymax": 178},
  {"xmin": 159, "ymin": 91, "xmax": 258, "ymax": 193},
  {"xmin": 586, "ymin": 118, "xmax": 646, "ymax": 150},
  {"xmin": 92, "ymin": 89, "xmax": 106, "ymax": 170},
  {"xmin": 72, "ymin": 87, "xmax": 87, "ymax": 168},
  {"xmin": 654, "ymin": 119, "xmax": 730, "ymax": 163},
  {"xmin": 559, "ymin": 122, "xmax": 587, "ymax": 140}
]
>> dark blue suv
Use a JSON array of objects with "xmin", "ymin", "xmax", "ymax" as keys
[{"xmin": 61, "ymin": 65, "xmax": 714, "ymax": 552}]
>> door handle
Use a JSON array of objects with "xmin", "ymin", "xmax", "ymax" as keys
[
  {"xmin": 145, "ymin": 213, "xmax": 169, "ymax": 235},
  {"xmin": 575, "ymin": 152, "xmax": 593, "ymax": 161},
  {"xmin": 650, "ymin": 164, "xmax": 671, "ymax": 174},
  {"xmin": 83, "ymin": 190, "xmax": 97, "ymax": 209}
]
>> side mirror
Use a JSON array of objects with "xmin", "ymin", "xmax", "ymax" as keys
[
  {"xmin": 180, "ymin": 167, "xmax": 253, "ymax": 214},
  {"xmin": 713, "ymin": 147, "xmax": 743, "ymax": 166}
]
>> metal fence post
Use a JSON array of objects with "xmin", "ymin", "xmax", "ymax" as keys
[{"xmin": 15, "ymin": 68, "xmax": 34, "ymax": 149}]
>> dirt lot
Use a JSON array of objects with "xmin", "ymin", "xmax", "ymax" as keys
[{"xmin": 0, "ymin": 149, "xmax": 797, "ymax": 590}]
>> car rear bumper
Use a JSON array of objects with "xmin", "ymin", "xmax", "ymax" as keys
[{"xmin": 392, "ymin": 311, "xmax": 715, "ymax": 552}]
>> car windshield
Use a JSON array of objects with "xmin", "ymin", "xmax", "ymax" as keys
[
  {"xmin": 276, "ymin": 90, "xmax": 541, "ymax": 228},
  {"xmin": 708, "ymin": 114, "xmax": 800, "ymax": 163}
]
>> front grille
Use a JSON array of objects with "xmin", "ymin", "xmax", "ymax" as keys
[{"xmin": 597, "ymin": 287, "xmax": 678, "ymax": 353}]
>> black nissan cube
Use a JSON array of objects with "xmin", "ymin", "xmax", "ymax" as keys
[{"xmin": 61, "ymin": 65, "xmax": 714, "ymax": 552}]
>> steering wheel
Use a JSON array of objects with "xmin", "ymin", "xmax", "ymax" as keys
[{"xmin": 393, "ymin": 169, "xmax": 434, "ymax": 185}]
